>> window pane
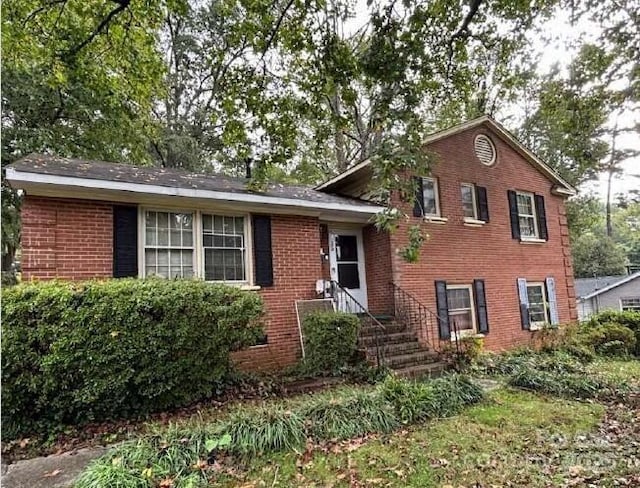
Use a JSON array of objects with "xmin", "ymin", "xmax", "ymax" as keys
[
  {"xmin": 449, "ymin": 310, "xmax": 473, "ymax": 331},
  {"xmin": 517, "ymin": 194, "xmax": 533, "ymax": 215},
  {"xmin": 519, "ymin": 216, "xmax": 536, "ymax": 237},
  {"xmin": 145, "ymin": 229, "xmax": 156, "ymax": 246},
  {"xmin": 422, "ymin": 179, "xmax": 437, "ymax": 215},
  {"xmin": 336, "ymin": 235, "xmax": 358, "ymax": 262},
  {"xmin": 144, "ymin": 211, "xmax": 194, "ymax": 279},
  {"xmin": 447, "ymin": 288, "xmax": 471, "ymax": 310},
  {"xmin": 337, "ymin": 263, "xmax": 360, "ymax": 289},
  {"xmin": 157, "ymin": 212, "xmax": 168, "ymax": 229},
  {"xmin": 461, "ymin": 185, "xmax": 475, "ymax": 218}
]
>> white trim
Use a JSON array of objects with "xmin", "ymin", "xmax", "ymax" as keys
[
  {"xmin": 328, "ymin": 228, "xmax": 368, "ymax": 310},
  {"xmin": 6, "ymin": 168, "xmax": 385, "ymax": 216},
  {"xmin": 446, "ymin": 283, "xmax": 477, "ymax": 339},
  {"xmin": 520, "ymin": 238, "xmax": 546, "ymax": 244},
  {"xmin": 314, "ymin": 116, "xmax": 577, "ymax": 196},
  {"xmin": 620, "ymin": 296, "xmax": 640, "ymax": 312},
  {"xmin": 515, "ymin": 191, "xmax": 539, "ymax": 239},
  {"xmin": 422, "ymin": 176, "xmax": 441, "ymax": 217},
  {"xmin": 463, "ymin": 217, "xmax": 486, "ymax": 227},
  {"xmin": 424, "ymin": 216, "xmax": 448, "ymax": 224},
  {"xmin": 474, "ymin": 134, "xmax": 497, "ymax": 166},
  {"xmin": 582, "ymin": 271, "xmax": 640, "ymax": 300},
  {"xmin": 460, "ymin": 183, "xmax": 478, "ymax": 220},
  {"xmin": 526, "ymin": 281, "xmax": 549, "ymax": 329}
]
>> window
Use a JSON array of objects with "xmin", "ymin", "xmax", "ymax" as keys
[
  {"xmin": 422, "ymin": 177, "xmax": 441, "ymax": 217},
  {"xmin": 446, "ymin": 285, "xmax": 476, "ymax": 335},
  {"xmin": 202, "ymin": 215, "xmax": 246, "ymax": 282},
  {"xmin": 144, "ymin": 211, "xmax": 194, "ymax": 278},
  {"xmin": 526, "ymin": 283, "xmax": 549, "ymax": 327},
  {"xmin": 516, "ymin": 191, "xmax": 538, "ymax": 238},
  {"xmin": 142, "ymin": 210, "xmax": 251, "ymax": 283},
  {"xmin": 461, "ymin": 184, "xmax": 477, "ymax": 219},
  {"xmin": 621, "ymin": 297, "xmax": 640, "ymax": 312}
]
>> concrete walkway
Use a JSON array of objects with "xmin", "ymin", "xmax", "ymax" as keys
[{"xmin": 2, "ymin": 446, "xmax": 108, "ymax": 488}]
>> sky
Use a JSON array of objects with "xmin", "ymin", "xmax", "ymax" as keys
[{"xmin": 537, "ymin": 9, "xmax": 639, "ymax": 200}]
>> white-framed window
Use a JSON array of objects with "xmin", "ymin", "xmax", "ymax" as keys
[
  {"xmin": 422, "ymin": 177, "xmax": 441, "ymax": 217},
  {"xmin": 621, "ymin": 297, "xmax": 640, "ymax": 312},
  {"xmin": 526, "ymin": 282, "xmax": 549, "ymax": 327},
  {"xmin": 141, "ymin": 209, "xmax": 250, "ymax": 283},
  {"xmin": 144, "ymin": 211, "xmax": 195, "ymax": 278},
  {"xmin": 516, "ymin": 191, "xmax": 538, "ymax": 239},
  {"xmin": 446, "ymin": 284, "xmax": 476, "ymax": 336},
  {"xmin": 460, "ymin": 183, "xmax": 477, "ymax": 219},
  {"xmin": 202, "ymin": 214, "xmax": 247, "ymax": 282}
]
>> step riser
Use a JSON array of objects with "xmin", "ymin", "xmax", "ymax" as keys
[
  {"xmin": 394, "ymin": 363, "xmax": 447, "ymax": 379},
  {"xmin": 359, "ymin": 333, "xmax": 417, "ymax": 347},
  {"xmin": 365, "ymin": 343, "xmax": 422, "ymax": 356},
  {"xmin": 382, "ymin": 354, "xmax": 441, "ymax": 368},
  {"xmin": 359, "ymin": 324, "xmax": 406, "ymax": 336}
]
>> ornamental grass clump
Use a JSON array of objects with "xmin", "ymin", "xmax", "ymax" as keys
[{"xmin": 302, "ymin": 388, "xmax": 397, "ymax": 440}]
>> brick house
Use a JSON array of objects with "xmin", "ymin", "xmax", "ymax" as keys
[{"xmin": 6, "ymin": 116, "xmax": 578, "ymax": 374}]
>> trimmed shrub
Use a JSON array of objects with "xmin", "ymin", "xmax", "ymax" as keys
[
  {"xmin": 1, "ymin": 279, "xmax": 264, "ymax": 438},
  {"xmin": 301, "ymin": 311, "xmax": 361, "ymax": 373}
]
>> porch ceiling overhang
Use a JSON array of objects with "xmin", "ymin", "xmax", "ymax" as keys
[{"xmin": 6, "ymin": 164, "xmax": 385, "ymax": 224}]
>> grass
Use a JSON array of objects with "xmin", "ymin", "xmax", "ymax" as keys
[
  {"xmin": 213, "ymin": 389, "xmax": 609, "ymax": 487},
  {"xmin": 587, "ymin": 357, "xmax": 640, "ymax": 383}
]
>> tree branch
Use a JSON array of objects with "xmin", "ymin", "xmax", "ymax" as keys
[
  {"xmin": 445, "ymin": 0, "xmax": 484, "ymax": 79},
  {"xmin": 65, "ymin": 0, "xmax": 131, "ymax": 59}
]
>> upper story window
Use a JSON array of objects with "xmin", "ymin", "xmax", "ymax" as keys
[
  {"xmin": 422, "ymin": 177, "xmax": 441, "ymax": 217},
  {"xmin": 144, "ymin": 211, "xmax": 194, "ymax": 278},
  {"xmin": 508, "ymin": 190, "xmax": 548, "ymax": 241},
  {"xmin": 461, "ymin": 184, "xmax": 478, "ymax": 219},
  {"xmin": 516, "ymin": 192, "xmax": 538, "ymax": 238},
  {"xmin": 202, "ymin": 215, "xmax": 246, "ymax": 282},
  {"xmin": 460, "ymin": 183, "xmax": 489, "ymax": 224}
]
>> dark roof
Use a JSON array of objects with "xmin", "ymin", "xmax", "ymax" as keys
[
  {"xmin": 574, "ymin": 275, "xmax": 629, "ymax": 299},
  {"xmin": 9, "ymin": 154, "xmax": 379, "ymax": 208}
]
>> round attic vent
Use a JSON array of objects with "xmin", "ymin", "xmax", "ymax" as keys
[{"xmin": 474, "ymin": 134, "xmax": 497, "ymax": 166}]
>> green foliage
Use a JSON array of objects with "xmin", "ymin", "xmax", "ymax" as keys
[
  {"xmin": 571, "ymin": 233, "xmax": 627, "ymax": 278},
  {"xmin": 77, "ymin": 374, "xmax": 484, "ymax": 486},
  {"xmin": 302, "ymin": 389, "xmax": 398, "ymax": 440},
  {"xmin": 580, "ymin": 323, "xmax": 636, "ymax": 357},
  {"xmin": 301, "ymin": 311, "xmax": 361, "ymax": 374},
  {"xmin": 584, "ymin": 310, "xmax": 640, "ymax": 356},
  {"xmin": 378, "ymin": 374, "xmax": 484, "ymax": 424},
  {"xmin": 1, "ymin": 279, "xmax": 264, "ymax": 439}
]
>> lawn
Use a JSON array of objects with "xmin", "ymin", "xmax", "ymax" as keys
[{"xmin": 210, "ymin": 388, "xmax": 640, "ymax": 487}]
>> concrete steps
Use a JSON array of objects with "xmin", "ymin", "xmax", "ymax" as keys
[{"xmin": 358, "ymin": 317, "xmax": 448, "ymax": 378}]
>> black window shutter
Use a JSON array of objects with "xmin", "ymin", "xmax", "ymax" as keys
[
  {"xmin": 252, "ymin": 215, "xmax": 273, "ymax": 287},
  {"xmin": 534, "ymin": 194, "xmax": 548, "ymax": 240},
  {"xmin": 473, "ymin": 279, "xmax": 489, "ymax": 334},
  {"xmin": 435, "ymin": 280, "xmax": 450, "ymax": 340},
  {"xmin": 113, "ymin": 205, "xmax": 138, "ymax": 278},
  {"xmin": 507, "ymin": 190, "xmax": 520, "ymax": 239},
  {"xmin": 413, "ymin": 177, "xmax": 424, "ymax": 217},
  {"xmin": 476, "ymin": 186, "xmax": 490, "ymax": 222}
]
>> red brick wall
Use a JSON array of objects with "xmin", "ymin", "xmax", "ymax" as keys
[
  {"xmin": 363, "ymin": 224, "xmax": 394, "ymax": 315},
  {"xmin": 231, "ymin": 215, "xmax": 323, "ymax": 371},
  {"xmin": 390, "ymin": 125, "xmax": 577, "ymax": 351},
  {"xmin": 21, "ymin": 196, "xmax": 113, "ymax": 280}
]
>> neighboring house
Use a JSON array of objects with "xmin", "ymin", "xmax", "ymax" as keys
[
  {"xmin": 6, "ymin": 115, "xmax": 578, "ymax": 373},
  {"xmin": 575, "ymin": 272, "xmax": 640, "ymax": 321}
]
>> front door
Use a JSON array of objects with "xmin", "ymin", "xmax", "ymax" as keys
[{"xmin": 328, "ymin": 229, "xmax": 368, "ymax": 312}]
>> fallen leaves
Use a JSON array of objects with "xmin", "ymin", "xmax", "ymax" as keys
[{"xmin": 42, "ymin": 469, "xmax": 62, "ymax": 478}]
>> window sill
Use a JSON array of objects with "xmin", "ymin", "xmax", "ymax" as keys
[
  {"xmin": 451, "ymin": 332, "xmax": 485, "ymax": 341},
  {"xmin": 205, "ymin": 281, "xmax": 261, "ymax": 291},
  {"xmin": 463, "ymin": 218, "xmax": 486, "ymax": 227},
  {"xmin": 423, "ymin": 216, "xmax": 448, "ymax": 224},
  {"xmin": 249, "ymin": 343, "xmax": 269, "ymax": 349},
  {"xmin": 520, "ymin": 238, "xmax": 546, "ymax": 244}
]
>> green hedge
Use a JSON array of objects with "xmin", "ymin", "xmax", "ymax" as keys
[
  {"xmin": 301, "ymin": 311, "xmax": 361, "ymax": 373},
  {"xmin": 584, "ymin": 310, "xmax": 640, "ymax": 356},
  {"xmin": 1, "ymin": 279, "xmax": 264, "ymax": 438}
]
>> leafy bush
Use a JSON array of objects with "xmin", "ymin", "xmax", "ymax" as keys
[
  {"xmin": 474, "ymin": 349, "xmax": 587, "ymax": 376},
  {"xmin": 1, "ymin": 279, "xmax": 264, "ymax": 439},
  {"xmin": 580, "ymin": 323, "xmax": 636, "ymax": 356},
  {"xmin": 584, "ymin": 310, "xmax": 640, "ymax": 356},
  {"xmin": 301, "ymin": 311, "xmax": 361, "ymax": 373}
]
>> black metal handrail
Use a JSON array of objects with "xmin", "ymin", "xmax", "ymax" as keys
[
  {"xmin": 327, "ymin": 280, "xmax": 386, "ymax": 368},
  {"xmin": 391, "ymin": 282, "xmax": 460, "ymax": 355}
]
